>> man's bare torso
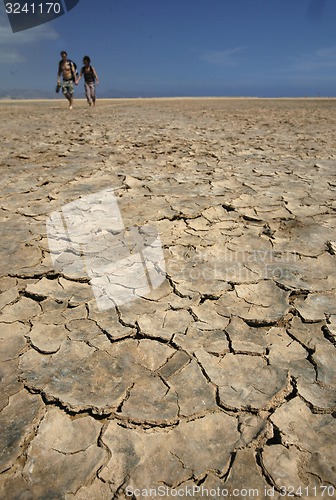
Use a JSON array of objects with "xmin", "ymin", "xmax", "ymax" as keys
[{"xmin": 60, "ymin": 60, "xmax": 73, "ymax": 80}]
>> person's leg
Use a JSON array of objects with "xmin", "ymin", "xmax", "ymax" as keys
[
  {"xmin": 85, "ymin": 83, "xmax": 92, "ymax": 105},
  {"xmin": 90, "ymin": 83, "xmax": 96, "ymax": 106},
  {"xmin": 67, "ymin": 81, "xmax": 74, "ymax": 108},
  {"xmin": 62, "ymin": 82, "xmax": 74, "ymax": 108},
  {"xmin": 65, "ymin": 93, "xmax": 73, "ymax": 108}
]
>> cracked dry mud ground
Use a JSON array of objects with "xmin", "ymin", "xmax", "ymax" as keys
[{"xmin": 0, "ymin": 98, "xmax": 335, "ymax": 499}]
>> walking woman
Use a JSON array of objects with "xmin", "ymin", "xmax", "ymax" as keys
[{"xmin": 76, "ymin": 56, "xmax": 99, "ymax": 106}]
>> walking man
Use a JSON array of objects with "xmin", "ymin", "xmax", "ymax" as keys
[{"xmin": 57, "ymin": 51, "xmax": 77, "ymax": 109}]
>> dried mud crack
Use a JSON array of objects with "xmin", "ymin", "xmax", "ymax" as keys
[{"xmin": 0, "ymin": 98, "xmax": 336, "ymax": 498}]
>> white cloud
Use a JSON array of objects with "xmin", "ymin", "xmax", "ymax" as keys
[
  {"xmin": 0, "ymin": 23, "xmax": 59, "ymax": 45},
  {"xmin": 0, "ymin": 12, "xmax": 59, "ymax": 63},
  {"xmin": 200, "ymin": 47, "xmax": 247, "ymax": 66},
  {"xmin": 289, "ymin": 46, "xmax": 336, "ymax": 73},
  {"xmin": 0, "ymin": 48, "xmax": 25, "ymax": 63}
]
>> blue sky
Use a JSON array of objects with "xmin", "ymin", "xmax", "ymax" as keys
[{"xmin": 1, "ymin": 0, "xmax": 336, "ymax": 97}]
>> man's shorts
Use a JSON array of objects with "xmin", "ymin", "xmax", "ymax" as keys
[{"xmin": 62, "ymin": 80, "xmax": 74, "ymax": 96}]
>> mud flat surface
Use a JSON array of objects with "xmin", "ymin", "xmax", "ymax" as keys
[{"xmin": 0, "ymin": 98, "xmax": 336, "ymax": 499}]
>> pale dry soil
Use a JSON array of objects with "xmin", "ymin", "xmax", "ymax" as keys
[{"xmin": 0, "ymin": 98, "xmax": 336, "ymax": 499}]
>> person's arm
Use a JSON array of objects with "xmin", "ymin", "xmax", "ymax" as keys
[
  {"xmin": 57, "ymin": 63, "xmax": 61, "ymax": 83},
  {"xmin": 76, "ymin": 69, "xmax": 83, "ymax": 85},
  {"xmin": 92, "ymin": 67, "xmax": 99, "ymax": 85},
  {"xmin": 70, "ymin": 62, "xmax": 77, "ymax": 83}
]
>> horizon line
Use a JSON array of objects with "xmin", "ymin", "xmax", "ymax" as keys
[{"xmin": 1, "ymin": 96, "xmax": 336, "ymax": 103}]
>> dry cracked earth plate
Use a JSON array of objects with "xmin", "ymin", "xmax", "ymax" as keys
[{"xmin": 0, "ymin": 99, "xmax": 336, "ymax": 498}]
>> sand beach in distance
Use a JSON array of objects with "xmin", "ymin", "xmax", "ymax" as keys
[{"xmin": 0, "ymin": 97, "xmax": 336, "ymax": 498}]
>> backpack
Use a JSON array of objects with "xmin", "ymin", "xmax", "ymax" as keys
[{"xmin": 59, "ymin": 59, "xmax": 78, "ymax": 81}]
